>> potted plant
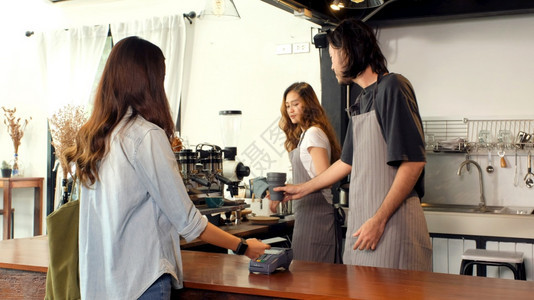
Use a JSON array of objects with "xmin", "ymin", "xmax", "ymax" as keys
[{"xmin": 1, "ymin": 160, "xmax": 12, "ymax": 178}]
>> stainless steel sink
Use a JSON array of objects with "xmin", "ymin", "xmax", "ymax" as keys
[
  {"xmin": 421, "ymin": 203, "xmax": 534, "ymax": 215},
  {"xmin": 500, "ymin": 207, "xmax": 534, "ymax": 215}
]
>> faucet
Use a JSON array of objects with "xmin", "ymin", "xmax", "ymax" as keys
[{"xmin": 457, "ymin": 159, "xmax": 486, "ymax": 210}]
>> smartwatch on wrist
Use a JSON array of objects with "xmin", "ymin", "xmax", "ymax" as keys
[{"xmin": 235, "ymin": 238, "xmax": 248, "ymax": 255}]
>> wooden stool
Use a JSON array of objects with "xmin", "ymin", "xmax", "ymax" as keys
[{"xmin": 460, "ymin": 249, "xmax": 526, "ymax": 280}]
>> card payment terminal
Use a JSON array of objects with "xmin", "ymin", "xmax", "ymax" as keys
[{"xmin": 249, "ymin": 247, "xmax": 293, "ymax": 274}]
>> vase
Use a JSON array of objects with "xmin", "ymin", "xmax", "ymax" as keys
[{"xmin": 10, "ymin": 153, "xmax": 24, "ymax": 177}]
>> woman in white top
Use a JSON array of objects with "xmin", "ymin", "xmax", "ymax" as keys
[
  {"xmin": 271, "ymin": 82, "xmax": 341, "ymax": 263},
  {"xmin": 65, "ymin": 36, "xmax": 269, "ymax": 299}
]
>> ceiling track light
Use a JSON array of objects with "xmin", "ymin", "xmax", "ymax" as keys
[
  {"xmin": 330, "ymin": 0, "xmax": 385, "ymax": 10},
  {"xmin": 294, "ymin": 8, "xmax": 313, "ymax": 19},
  {"xmin": 330, "ymin": 0, "xmax": 342, "ymax": 11},
  {"xmin": 346, "ymin": 0, "xmax": 384, "ymax": 9}
]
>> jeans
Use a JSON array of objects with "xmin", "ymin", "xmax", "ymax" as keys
[{"xmin": 138, "ymin": 274, "xmax": 172, "ymax": 300}]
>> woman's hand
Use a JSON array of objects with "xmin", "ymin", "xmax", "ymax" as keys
[
  {"xmin": 265, "ymin": 192, "xmax": 279, "ymax": 213},
  {"xmin": 269, "ymin": 200, "xmax": 280, "ymax": 213},
  {"xmin": 245, "ymin": 238, "xmax": 271, "ymax": 259}
]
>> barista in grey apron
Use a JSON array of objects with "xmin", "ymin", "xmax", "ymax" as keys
[
  {"xmin": 290, "ymin": 130, "xmax": 337, "ymax": 263},
  {"xmin": 274, "ymin": 19, "xmax": 431, "ymax": 271},
  {"xmin": 343, "ymin": 74, "xmax": 432, "ymax": 271}
]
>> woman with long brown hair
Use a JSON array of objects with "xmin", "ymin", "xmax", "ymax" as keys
[
  {"xmin": 273, "ymin": 82, "xmax": 341, "ymax": 263},
  {"xmin": 66, "ymin": 36, "xmax": 269, "ymax": 299}
]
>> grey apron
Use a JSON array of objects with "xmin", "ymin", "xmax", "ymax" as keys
[
  {"xmin": 290, "ymin": 130, "xmax": 336, "ymax": 263},
  {"xmin": 343, "ymin": 79, "xmax": 432, "ymax": 271}
]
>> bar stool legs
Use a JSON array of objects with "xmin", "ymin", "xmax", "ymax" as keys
[
  {"xmin": 460, "ymin": 260, "xmax": 526, "ymax": 280},
  {"xmin": 460, "ymin": 249, "xmax": 526, "ymax": 281}
]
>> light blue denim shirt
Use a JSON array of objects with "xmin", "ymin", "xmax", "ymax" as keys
[{"xmin": 79, "ymin": 113, "xmax": 208, "ymax": 299}]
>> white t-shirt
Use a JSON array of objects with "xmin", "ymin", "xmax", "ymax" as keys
[
  {"xmin": 298, "ymin": 126, "xmax": 333, "ymax": 200},
  {"xmin": 299, "ymin": 126, "xmax": 331, "ymax": 179}
]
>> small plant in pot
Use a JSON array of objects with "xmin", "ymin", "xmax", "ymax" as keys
[{"xmin": 1, "ymin": 160, "xmax": 12, "ymax": 178}]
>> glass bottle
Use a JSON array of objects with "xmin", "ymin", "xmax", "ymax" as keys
[{"xmin": 10, "ymin": 153, "xmax": 24, "ymax": 177}]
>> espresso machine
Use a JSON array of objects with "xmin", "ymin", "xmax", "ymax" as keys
[
  {"xmin": 176, "ymin": 143, "xmax": 249, "ymax": 225},
  {"xmin": 176, "ymin": 111, "xmax": 250, "ymax": 203},
  {"xmin": 176, "ymin": 144, "xmax": 247, "ymax": 200}
]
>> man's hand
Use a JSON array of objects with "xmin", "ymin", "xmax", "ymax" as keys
[
  {"xmin": 273, "ymin": 183, "xmax": 307, "ymax": 201},
  {"xmin": 352, "ymin": 216, "xmax": 386, "ymax": 251}
]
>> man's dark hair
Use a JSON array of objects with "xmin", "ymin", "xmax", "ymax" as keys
[{"xmin": 327, "ymin": 19, "xmax": 388, "ymax": 79}]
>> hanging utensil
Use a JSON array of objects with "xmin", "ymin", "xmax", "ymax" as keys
[
  {"xmin": 498, "ymin": 150, "xmax": 506, "ymax": 168},
  {"xmin": 517, "ymin": 131, "xmax": 531, "ymax": 149},
  {"xmin": 486, "ymin": 151, "xmax": 494, "ymax": 173},
  {"xmin": 524, "ymin": 151, "xmax": 534, "ymax": 188},
  {"xmin": 514, "ymin": 149, "xmax": 520, "ymax": 187}
]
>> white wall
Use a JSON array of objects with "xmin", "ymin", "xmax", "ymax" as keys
[
  {"xmin": 0, "ymin": 0, "xmax": 320, "ymax": 238},
  {"xmin": 379, "ymin": 15, "xmax": 534, "ymax": 118},
  {"xmin": 377, "ymin": 16, "xmax": 534, "ymax": 207}
]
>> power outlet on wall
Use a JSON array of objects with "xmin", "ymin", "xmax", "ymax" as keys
[
  {"xmin": 276, "ymin": 44, "xmax": 292, "ymax": 55},
  {"xmin": 292, "ymin": 42, "xmax": 310, "ymax": 54}
]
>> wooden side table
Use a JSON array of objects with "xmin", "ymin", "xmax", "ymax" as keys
[{"xmin": 0, "ymin": 177, "xmax": 44, "ymax": 240}]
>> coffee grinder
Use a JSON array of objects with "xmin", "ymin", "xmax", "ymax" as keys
[{"xmin": 219, "ymin": 110, "xmax": 250, "ymax": 198}]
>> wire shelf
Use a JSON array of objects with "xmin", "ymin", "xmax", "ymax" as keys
[
  {"xmin": 422, "ymin": 119, "xmax": 467, "ymax": 152},
  {"xmin": 422, "ymin": 119, "xmax": 467, "ymax": 142},
  {"xmin": 466, "ymin": 119, "xmax": 534, "ymax": 144},
  {"xmin": 423, "ymin": 118, "xmax": 534, "ymax": 153}
]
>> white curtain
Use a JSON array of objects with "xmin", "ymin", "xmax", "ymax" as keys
[
  {"xmin": 111, "ymin": 15, "xmax": 187, "ymax": 126},
  {"xmin": 38, "ymin": 25, "xmax": 109, "ymax": 114},
  {"xmin": 37, "ymin": 25, "xmax": 108, "ymax": 209}
]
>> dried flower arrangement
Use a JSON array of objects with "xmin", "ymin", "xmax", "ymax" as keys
[
  {"xmin": 48, "ymin": 104, "xmax": 88, "ymax": 179},
  {"xmin": 2, "ymin": 106, "xmax": 32, "ymax": 155},
  {"xmin": 2, "ymin": 107, "xmax": 31, "ymax": 175}
]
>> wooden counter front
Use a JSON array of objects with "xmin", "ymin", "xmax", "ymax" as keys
[
  {"xmin": 2, "ymin": 236, "xmax": 534, "ymax": 299},
  {"xmin": 0, "ymin": 236, "xmax": 48, "ymax": 299}
]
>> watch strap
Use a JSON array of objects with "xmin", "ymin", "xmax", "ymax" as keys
[{"xmin": 235, "ymin": 238, "xmax": 248, "ymax": 255}]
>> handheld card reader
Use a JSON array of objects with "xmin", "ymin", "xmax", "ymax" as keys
[{"xmin": 249, "ymin": 247, "xmax": 293, "ymax": 274}]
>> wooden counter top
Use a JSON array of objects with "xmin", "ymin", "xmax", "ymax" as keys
[
  {"xmin": 0, "ymin": 235, "xmax": 48, "ymax": 273},
  {"xmin": 2, "ymin": 236, "xmax": 534, "ymax": 299},
  {"xmin": 179, "ymin": 251, "xmax": 534, "ymax": 299}
]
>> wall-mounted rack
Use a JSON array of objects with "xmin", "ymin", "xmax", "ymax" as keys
[{"xmin": 422, "ymin": 118, "xmax": 534, "ymax": 153}]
